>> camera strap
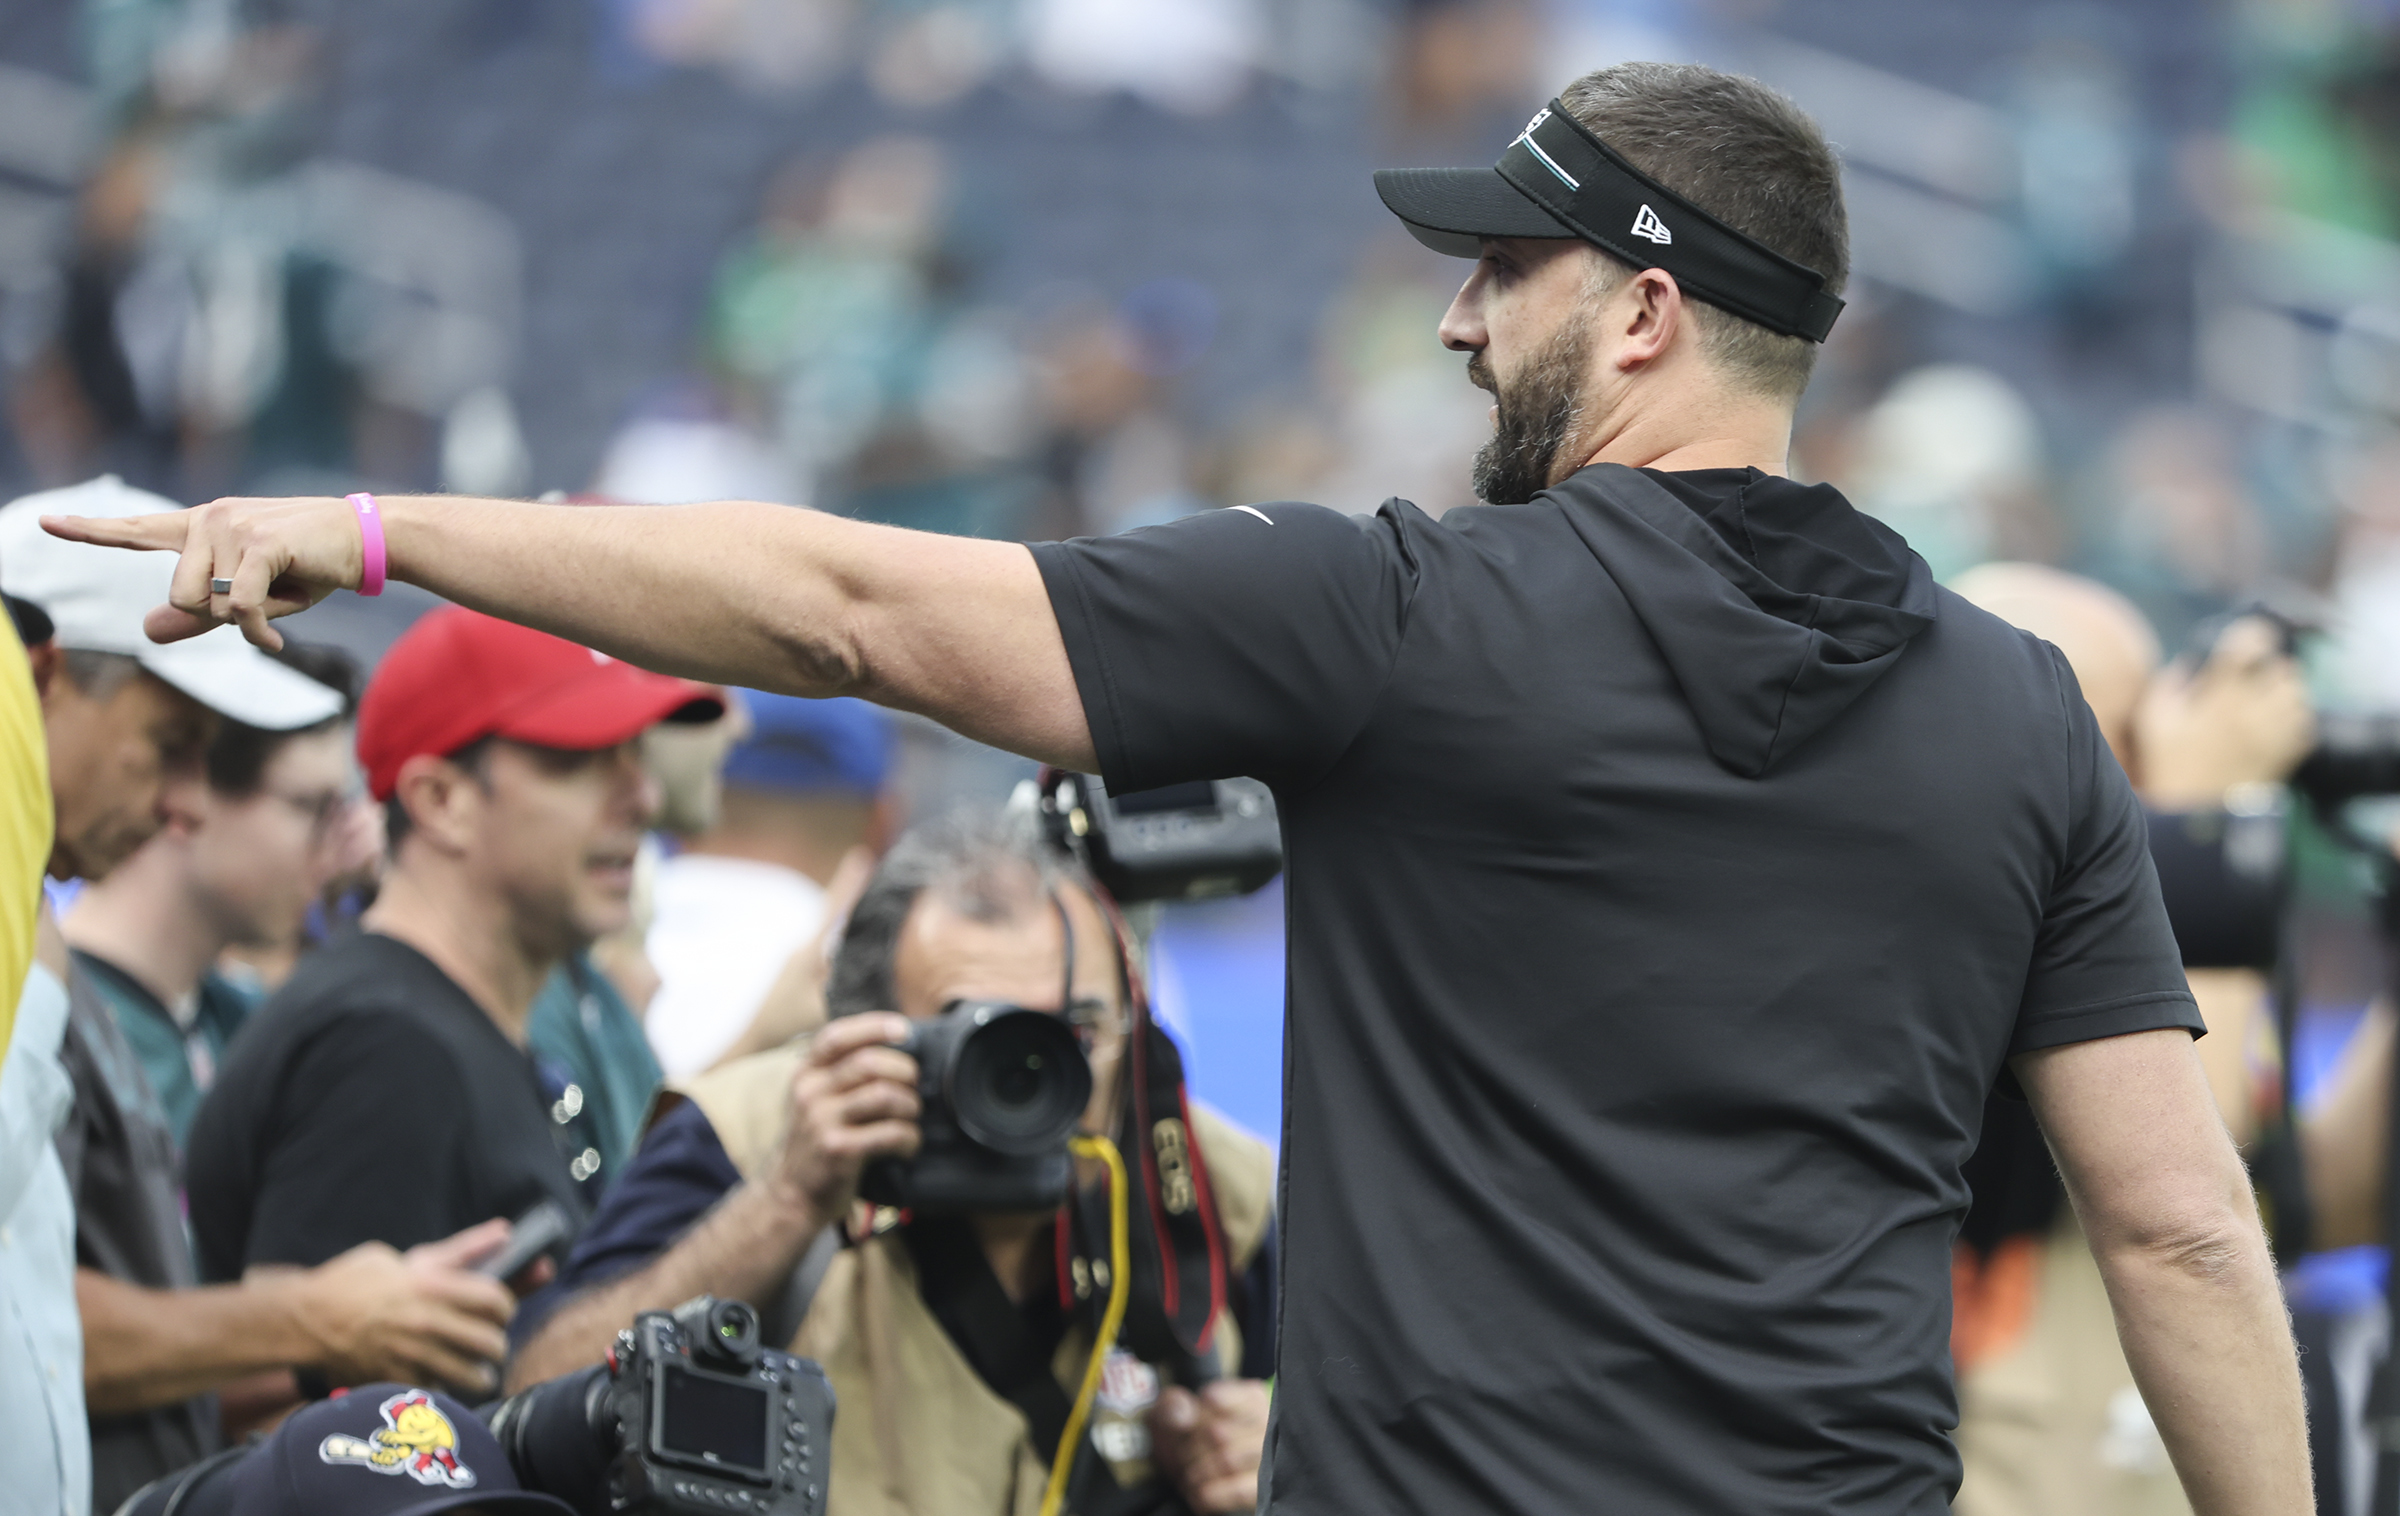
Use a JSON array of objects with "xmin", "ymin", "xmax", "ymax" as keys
[
  {"xmin": 1059, "ymin": 903, "xmax": 1230, "ymax": 1381},
  {"xmin": 906, "ymin": 1217, "xmax": 1171, "ymax": 1515}
]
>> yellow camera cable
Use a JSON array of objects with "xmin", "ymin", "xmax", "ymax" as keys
[{"xmin": 1041, "ymin": 1134, "xmax": 1132, "ymax": 1516}]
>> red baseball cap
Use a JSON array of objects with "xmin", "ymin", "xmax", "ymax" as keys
[{"xmin": 357, "ymin": 607, "xmax": 724, "ymax": 801}]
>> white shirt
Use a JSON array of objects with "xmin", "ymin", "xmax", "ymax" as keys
[
  {"xmin": 0, "ymin": 964, "xmax": 89, "ymax": 1516},
  {"xmin": 644, "ymin": 855, "xmax": 826, "ymax": 1078}
]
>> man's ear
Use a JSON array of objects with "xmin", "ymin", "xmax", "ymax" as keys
[
  {"xmin": 389, "ymin": 753, "xmax": 480, "ymax": 857},
  {"xmin": 1613, "ymin": 268, "xmax": 1686, "ymax": 371},
  {"xmin": 25, "ymin": 638, "xmax": 59, "ymax": 702},
  {"xmin": 158, "ymin": 769, "xmax": 210, "ymax": 840}
]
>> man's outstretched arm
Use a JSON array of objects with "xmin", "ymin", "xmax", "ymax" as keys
[
  {"xmin": 42, "ymin": 494, "xmax": 1095, "ymax": 769},
  {"xmin": 2014, "ymin": 1027, "xmax": 2310, "ymax": 1516}
]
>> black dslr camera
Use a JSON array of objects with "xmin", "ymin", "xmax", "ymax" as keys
[
  {"xmin": 859, "ymin": 999, "xmax": 1094, "ymax": 1212},
  {"xmin": 490, "ymin": 1295, "xmax": 835, "ymax": 1515}
]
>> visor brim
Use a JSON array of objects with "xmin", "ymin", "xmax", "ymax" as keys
[{"xmin": 1373, "ymin": 167, "xmax": 1576, "ymax": 258}]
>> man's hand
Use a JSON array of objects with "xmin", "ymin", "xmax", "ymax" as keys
[
  {"xmin": 2136, "ymin": 615, "xmax": 2314, "ymax": 808},
  {"xmin": 42, "ymin": 495, "xmax": 362, "ymax": 650},
  {"xmin": 1149, "ymin": 1380, "xmax": 1271, "ymax": 1514},
  {"xmin": 766, "ymin": 1012, "xmax": 922, "ymax": 1222},
  {"xmin": 290, "ymin": 1224, "xmax": 518, "ymax": 1394}
]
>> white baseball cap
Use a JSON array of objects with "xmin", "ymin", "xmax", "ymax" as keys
[{"xmin": 0, "ymin": 476, "xmax": 346, "ymax": 732}]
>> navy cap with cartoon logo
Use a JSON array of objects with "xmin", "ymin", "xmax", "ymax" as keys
[{"xmin": 228, "ymin": 1383, "xmax": 576, "ymax": 1516}]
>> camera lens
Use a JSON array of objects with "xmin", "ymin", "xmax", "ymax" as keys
[{"xmin": 948, "ymin": 1007, "xmax": 1093, "ymax": 1156}]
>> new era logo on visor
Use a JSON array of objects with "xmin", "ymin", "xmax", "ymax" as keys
[{"xmin": 1631, "ymin": 204, "xmax": 1672, "ymax": 245}]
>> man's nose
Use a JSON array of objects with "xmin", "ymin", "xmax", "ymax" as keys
[
  {"xmin": 618, "ymin": 745, "xmax": 663, "ymax": 824},
  {"xmin": 1438, "ymin": 266, "xmax": 1489, "ymax": 354}
]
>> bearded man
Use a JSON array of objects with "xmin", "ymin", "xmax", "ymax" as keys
[{"xmin": 49, "ymin": 62, "xmax": 2305, "ymax": 1516}]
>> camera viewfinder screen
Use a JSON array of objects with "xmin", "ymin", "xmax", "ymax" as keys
[
  {"xmin": 1109, "ymin": 780, "xmax": 1217, "ymax": 816},
  {"xmin": 658, "ymin": 1363, "xmax": 771, "ymax": 1475}
]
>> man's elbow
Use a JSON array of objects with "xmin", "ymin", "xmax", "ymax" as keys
[{"xmin": 2089, "ymin": 1193, "xmax": 2268, "ymax": 1291}]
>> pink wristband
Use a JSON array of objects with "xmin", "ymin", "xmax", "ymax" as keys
[{"xmin": 346, "ymin": 492, "xmax": 386, "ymax": 597}]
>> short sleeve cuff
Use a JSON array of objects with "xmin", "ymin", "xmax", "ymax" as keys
[
  {"xmin": 2007, "ymin": 989, "xmax": 2204, "ymax": 1060},
  {"xmin": 1028, "ymin": 540, "xmax": 1139, "ymax": 789}
]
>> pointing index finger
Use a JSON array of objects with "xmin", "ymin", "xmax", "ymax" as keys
[{"xmin": 39, "ymin": 512, "xmax": 191, "ymax": 551}]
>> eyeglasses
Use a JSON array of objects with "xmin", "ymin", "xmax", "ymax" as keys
[{"xmin": 260, "ymin": 786, "xmax": 356, "ymax": 838}]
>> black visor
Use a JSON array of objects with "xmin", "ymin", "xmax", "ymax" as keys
[{"xmin": 1374, "ymin": 100, "xmax": 1844, "ymax": 343}]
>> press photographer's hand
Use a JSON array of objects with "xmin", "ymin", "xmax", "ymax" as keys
[
  {"xmin": 40, "ymin": 494, "xmax": 363, "ymax": 650},
  {"xmin": 2137, "ymin": 613, "xmax": 2315, "ymax": 808},
  {"xmin": 768, "ymin": 1012, "xmax": 923, "ymax": 1222},
  {"xmin": 1150, "ymin": 1380, "xmax": 1271, "ymax": 1514}
]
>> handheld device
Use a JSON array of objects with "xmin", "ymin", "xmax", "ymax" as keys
[{"xmin": 479, "ymin": 1200, "xmax": 575, "ymax": 1280}]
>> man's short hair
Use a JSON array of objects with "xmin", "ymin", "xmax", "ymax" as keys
[
  {"xmin": 57, "ymin": 647, "xmax": 144, "ymax": 701},
  {"xmin": 1559, "ymin": 62, "xmax": 1849, "ymax": 400},
  {"xmin": 205, "ymin": 642, "xmax": 360, "ymax": 799},
  {"xmin": 828, "ymin": 808, "xmax": 1102, "ymax": 1018}
]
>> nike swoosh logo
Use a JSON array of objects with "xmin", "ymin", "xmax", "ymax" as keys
[{"xmin": 1230, "ymin": 505, "xmax": 1275, "ymax": 526}]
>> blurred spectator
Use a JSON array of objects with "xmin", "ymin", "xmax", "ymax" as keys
[
  {"xmin": 644, "ymin": 693, "xmax": 894, "ymax": 1078},
  {"xmin": 181, "ymin": 610, "xmax": 719, "ymax": 1289},
  {"xmin": 1845, "ymin": 366, "xmax": 2052, "ymax": 580},
  {"xmin": 2096, "ymin": 409, "xmax": 2271, "ymax": 644},
  {"xmin": 62, "ymin": 645, "xmax": 360, "ymax": 1143},
  {"xmin": 0, "ymin": 480, "xmax": 527, "ymax": 1508},
  {"xmin": 706, "ymin": 136, "xmax": 1037, "ymax": 536},
  {"xmin": 0, "ymin": 576, "xmax": 65, "ymax": 1509}
]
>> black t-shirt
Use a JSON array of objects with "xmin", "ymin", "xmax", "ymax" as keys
[
  {"xmin": 1028, "ymin": 463, "xmax": 2199, "ymax": 1516},
  {"xmin": 184, "ymin": 933, "xmax": 593, "ymax": 1281}
]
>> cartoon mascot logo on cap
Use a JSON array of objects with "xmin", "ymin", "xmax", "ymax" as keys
[{"xmin": 318, "ymin": 1390, "xmax": 477, "ymax": 1489}]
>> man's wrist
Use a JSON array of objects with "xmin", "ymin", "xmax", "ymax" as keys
[
  {"xmin": 251, "ymin": 1267, "xmax": 337, "ymax": 1373},
  {"xmin": 751, "ymin": 1169, "xmax": 834, "ymax": 1241}
]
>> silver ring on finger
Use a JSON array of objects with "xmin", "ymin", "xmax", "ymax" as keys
[{"xmin": 210, "ymin": 578, "xmax": 234, "ymax": 594}]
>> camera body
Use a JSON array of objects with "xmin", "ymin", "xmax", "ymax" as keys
[
  {"xmin": 859, "ymin": 1000, "xmax": 1094, "ymax": 1213},
  {"xmin": 2297, "ymin": 713, "xmax": 2400, "ymax": 811},
  {"xmin": 491, "ymin": 1296, "xmax": 834, "ymax": 1516},
  {"xmin": 1035, "ymin": 771, "xmax": 1281, "ymax": 904}
]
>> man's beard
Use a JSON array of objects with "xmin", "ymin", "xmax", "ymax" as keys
[{"xmin": 1468, "ymin": 317, "xmax": 1594, "ymax": 506}]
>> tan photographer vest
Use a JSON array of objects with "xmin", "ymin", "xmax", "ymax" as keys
[{"xmin": 674, "ymin": 1044, "xmax": 1275, "ymax": 1516}]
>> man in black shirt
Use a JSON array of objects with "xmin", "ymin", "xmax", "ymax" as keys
[
  {"xmin": 57, "ymin": 62, "xmax": 2306, "ymax": 1515},
  {"xmin": 185, "ymin": 607, "xmax": 718, "ymax": 1288}
]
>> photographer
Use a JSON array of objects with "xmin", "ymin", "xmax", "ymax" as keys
[
  {"xmin": 49, "ymin": 61, "xmax": 2305, "ymax": 1513},
  {"xmin": 508, "ymin": 812, "xmax": 1278, "ymax": 1515}
]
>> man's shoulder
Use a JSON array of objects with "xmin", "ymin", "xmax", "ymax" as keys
[{"xmin": 216, "ymin": 938, "xmax": 483, "ymax": 1103}]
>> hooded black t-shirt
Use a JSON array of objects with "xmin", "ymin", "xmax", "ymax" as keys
[{"xmin": 1028, "ymin": 464, "xmax": 2198, "ymax": 1516}]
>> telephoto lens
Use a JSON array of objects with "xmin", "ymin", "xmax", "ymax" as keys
[
  {"xmin": 944, "ymin": 1005, "xmax": 1092, "ymax": 1154},
  {"xmin": 860, "ymin": 1000, "xmax": 1094, "ymax": 1212},
  {"xmin": 486, "ymin": 1363, "xmax": 616, "ymax": 1514}
]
